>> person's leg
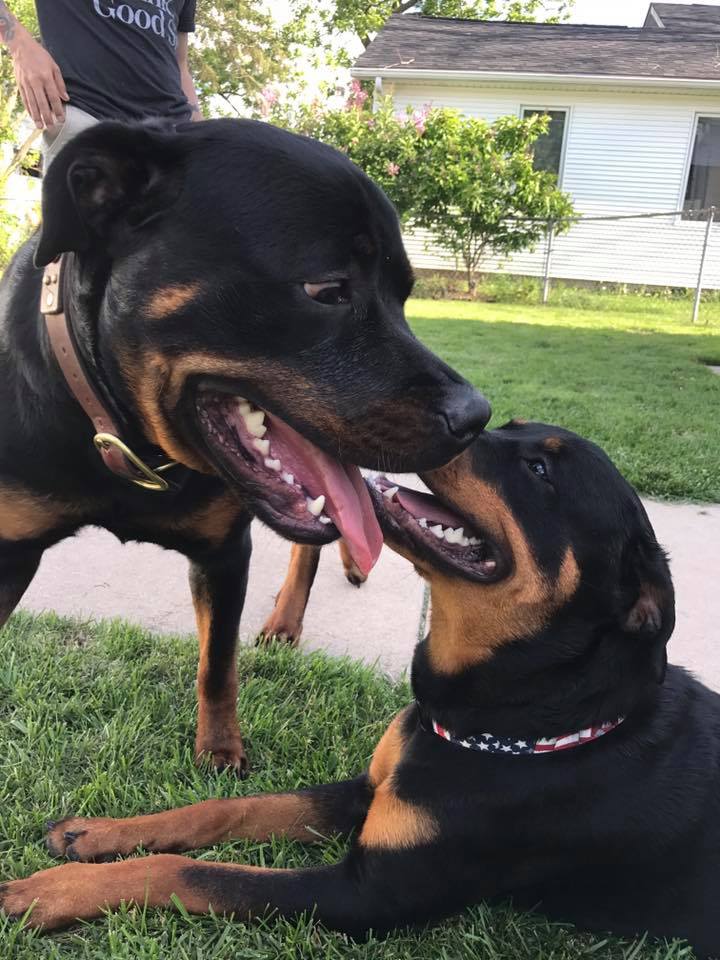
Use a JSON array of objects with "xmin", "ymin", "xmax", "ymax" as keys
[{"xmin": 42, "ymin": 105, "xmax": 98, "ymax": 170}]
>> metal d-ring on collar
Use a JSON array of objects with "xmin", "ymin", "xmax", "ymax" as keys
[{"xmin": 40, "ymin": 255, "xmax": 179, "ymax": 492}]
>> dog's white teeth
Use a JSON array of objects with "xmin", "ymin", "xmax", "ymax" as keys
[
  {"xmin": 234, "ymin": 397, "xmax": 252, "ymax": 417},
  {"xmin": 458, "ymin": 535, "xmax": 470, "ymax": 547},
  {"xmin": 307, "ymin": 494, "xmax": 326, "ymax": 517},
  {"xmin": 382, "ymin": 486, "xmax": 399, "ymax": 501},
  {"xmin": 253, "ymin": 438, "xmax": 270, "ymax": 456},
  {"xmin": 468, "ymin": 536, "xmax": 481, "ymax": 546},
  {"xmin": 430, "ymin": 524, "xmax": 444, "ymax": 539},
  {"xmin": 319, "ymin": 514, "xmax": 332, "ymax": 524},
  {"xmin": 244, "ymin": 409, "xmax": 267, "ymax": 438},
  {"xmin": 281, "ymin": 472, "xmax": 294, "ymax": 486},
  {"xmin": 264, "ymin": 458, "xmax": 281, "ymax": 471},
  {"xmin": 417, "ymin": 518, "xmax": 428, "ymax": 529},
  {"xmin": 444, "ymin": 527, "xmax": 464, "ymax": 544}
]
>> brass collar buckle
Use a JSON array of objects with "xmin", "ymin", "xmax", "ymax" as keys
[{"xmin": 93, "ymin": 433, "xmax": 178, "ymax": 492}]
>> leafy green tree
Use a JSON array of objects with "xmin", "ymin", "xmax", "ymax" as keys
[
  {"xmin": 0, "ymin": 0, "xmax": 39, "ymax": 270},
  {"xmin": 409, "ymin": 109, "xmax": 574, "ymax": 292},
  {"xmin": 294, "ymin": 0, "xmax": 573, "ymax": 52},
  {"xmin": 189, "ymin": 1, "xmax": 300, "ymax": 115}
]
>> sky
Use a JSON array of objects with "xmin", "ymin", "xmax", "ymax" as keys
[{"xmin": 569, "ymin": 0, "xmax": 720, "ymax": 26}]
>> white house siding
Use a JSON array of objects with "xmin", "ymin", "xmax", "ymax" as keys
[{"xmin": 385, "ymin": 80, "xmax": 720, "ymax": 289}]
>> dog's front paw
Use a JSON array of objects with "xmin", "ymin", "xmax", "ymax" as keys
[
  {"xmin": 343, "ymin": 560, "xmax": 368, "ymax": 587},
  {"xmin": 194, "ymin": 736, "xmax": 248, "ymax": 779},
  {"xmin": 46, "ymin": 817, "xmax": 128, "ymax": 862},
  {"xmin": 256, "ymin": 614, "xmax": 303, "ymax": 648},
  {"xmin": 0, "ymin": 862, "xmax": 91, "ymax": 930}
]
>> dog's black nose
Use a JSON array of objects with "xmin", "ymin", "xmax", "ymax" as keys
[{"xmin": 443, "ymin": 389, "xmax": 492, "ymax": 439}]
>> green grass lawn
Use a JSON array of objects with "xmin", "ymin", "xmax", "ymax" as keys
[
  {"xmin": 0, "ymin": 613, "xmax": 695, "ymax": 960},
  {"xmin": 407, "ymin": 296, "xmax": 720, "ymax": 502}
]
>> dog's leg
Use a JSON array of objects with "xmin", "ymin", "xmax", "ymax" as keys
[
  {"xmin": 190, "ymin": 526, "xmax": 251, "ymax": 776},
  {"xmin": 259, "ymin": 543, "xmax": 320, "ymax": 646},
  {"xmin": 339, "ymin": 540, "xmax": 368, "ymax": 587},
  {"xmin": 46, "ymin": 775, "xmax": 371, "ymax": 862},
  {"xmin": 0, "ymin": 849, "xmax": 392, "ymax": 934},
  {"xmin": 0, "ymin": 548, "xmax": 43, "ymax": 628},
  {"xmin": 9, "ymin": 779, "xmax": 440, "ymax": 933}
]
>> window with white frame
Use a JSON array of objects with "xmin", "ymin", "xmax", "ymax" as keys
[
  {"xmin": 683, "ymin": 116, "xmax": 720, "ymax": 220},
  {"xmin": 521, "ymin": 108, "xmax": 568, "ymax": 181}
]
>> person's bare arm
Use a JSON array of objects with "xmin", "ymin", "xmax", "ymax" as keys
[
  {"xmin": 0, "ymin": 2, "xmax": 68, "ymax": 129},
  {"xmin": 177, "ymin": 33, "xmax": 202, "ymax": 121}
]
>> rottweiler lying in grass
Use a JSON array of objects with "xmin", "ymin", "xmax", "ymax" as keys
[{"xmin": 4, "ymin": 421, "xmax": 717, "ymax": 958}]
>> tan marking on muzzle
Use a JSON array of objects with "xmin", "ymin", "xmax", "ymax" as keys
[{"xmin": 418, "ymin": 460, "xmax": 580, "ymax": 674}]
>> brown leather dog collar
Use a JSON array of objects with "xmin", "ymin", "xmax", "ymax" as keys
[{"xmin": 41, "ymin": 255, "xmax": 178, "ymax": 492}]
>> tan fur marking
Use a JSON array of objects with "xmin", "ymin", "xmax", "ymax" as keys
[
  {"xmin": 48, "ymin": 794, "xmax": 321, "ymax": 861},
  {"xmin": 261, "ymin": 542, "xmax": 320, "ymax": 644},
  {"xmin": 543, "ymin": 436, "xmax": 563, "ymax": 452},
  {"xmin": 416, "ymin": 459, "xmax": 580, "ymax": 674},
  {"xmin": 168, "ymin": 491, "xmax": 244, "ymax": 547},
  {"xmin": 118, "ymin": 350, "xmax": 345, "ymax": 476},
  {"xmin": 145, "ymin": 283, "xmax": 202, "ymax": 319},
  {"xmin": 359, "ymin": 782, "xmax": 438, "ymax": 849},
  {"xmin": 367, "ymin": 707, "xmax": 411, "ymax": 787},
  {"xmin": 0, "ymin": 856, "xmax": 284, "ymax": 929},
  {"xmin": 0, "ymin": 486, "xmax": 86, "ymax": 541},
  {"xmin": 189, "ymin": 554, "xmax": 244, "ymax": 770}
]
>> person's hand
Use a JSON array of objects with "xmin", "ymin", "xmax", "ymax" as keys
[{"xmin": 8, "ymin": 27, "xmax": 68, "ymax": 129}]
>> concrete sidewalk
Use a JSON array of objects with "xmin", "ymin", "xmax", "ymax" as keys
[{"xmin": 18, "ymin": 498, "xmax": 720, "ymax": 689}]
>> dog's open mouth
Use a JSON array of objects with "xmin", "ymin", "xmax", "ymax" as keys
[
  {"xmin": 195, "ymin": 393, "xmax": 383, "ymax": 576},
  {"xmin": 367, "ymin": 475, "xmax": 503, "ymax": 582}
]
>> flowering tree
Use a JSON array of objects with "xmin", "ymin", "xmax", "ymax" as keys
[
  {"xmin": 270, "ymin": 91, "xmax": 574, "ymax": 294},
  {"xmin": 410, "ymin": 109, "xmax": 575, "ymax": 292}
]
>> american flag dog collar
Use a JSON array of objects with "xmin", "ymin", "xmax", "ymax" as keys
[{"xmin": 429, "ymin": 717, "xmax": 625, "ymax": 755}]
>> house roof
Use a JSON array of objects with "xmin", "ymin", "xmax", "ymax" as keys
[
  {"xmin": 352, "ymin": 13, "xmax": 720, "ymax": 83},
  {"xmin": 645, "ymin": 3, "xmax": 720, "ymax": 31}
]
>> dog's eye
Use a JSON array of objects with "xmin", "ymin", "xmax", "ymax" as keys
[
  {"xmin": 303, "ymin": 280, "xmax": 351, "ymax": 305},
  {"xmin": 526, "ymin": 459, "xmax": 549, "ymax": 480}
]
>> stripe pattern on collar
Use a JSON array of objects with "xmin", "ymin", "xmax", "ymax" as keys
[{"xmin": 430, "ymin": 718, "xmax": 625, "ymax": 755}]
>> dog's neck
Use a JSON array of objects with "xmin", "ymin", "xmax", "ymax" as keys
[
  {"xmin": 0, "ymin": 244, "xmax": 154, "ymax": 496},
  {"xmin": 411, "ymin": 586, "xmax": 662, "ymax": 742}
]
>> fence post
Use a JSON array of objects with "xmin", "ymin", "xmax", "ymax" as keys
[
  {"xmin": 692, "ymin": 206, "xmax": 715, "ymax": 324},
  {"xmin": 542, "ymin": 220, "xmax": 554, "ymax": 304}
]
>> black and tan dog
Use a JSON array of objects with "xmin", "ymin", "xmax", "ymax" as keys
[
  {"xmin": 4, "ymin": 421, "xmax": 717, "ymax": 957},
  {"xmin": 0, "ymin": 118, "xmax": 489, "ymax": 774}
]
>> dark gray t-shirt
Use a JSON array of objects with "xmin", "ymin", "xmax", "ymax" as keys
[{"xmin": 36, "ymin": 1, "xmax": 196, "ymax": 122}]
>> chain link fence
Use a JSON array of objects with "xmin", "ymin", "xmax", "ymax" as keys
[
  {"xmin": 541, "ymin": 208, "xmax": 716, "ymax": 323},
  {"xmin": 405, "ymin": 207, "xmax": 720, "ymax": 324}
]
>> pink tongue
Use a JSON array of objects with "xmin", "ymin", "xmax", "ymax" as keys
[
  {"xmin": 395, "ymin": 487, "xmax": 466, "ymax": 529},
  {"xmin": 265, "ymin": 414, "xmax": 383, "ymax": 576}
]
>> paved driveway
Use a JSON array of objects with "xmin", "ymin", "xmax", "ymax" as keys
[{"xmin": 18, "ymin": 498, "xmax": 720, "ymax": 689}]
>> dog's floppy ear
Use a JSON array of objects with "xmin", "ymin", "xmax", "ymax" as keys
[
  {"xmin": 35, "ymin": 121, "xmax": 185, "ymax": 267},
  {"xmin": 621, "ymin": 534, "xmax": 675, "ymax": 682}
]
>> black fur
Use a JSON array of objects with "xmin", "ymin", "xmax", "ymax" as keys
[{"xmin": 0, "ymin": 118, "xmax": 489, "ymax": 769}]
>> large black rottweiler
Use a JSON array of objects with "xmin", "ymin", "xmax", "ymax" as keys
[
  {"xmin": 0, "ymin": 118, "xmax": 489, "ymax": 774},
  {"xmin": 3, "ymin": 421, "xmax": 715, "ymax": 958}
]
